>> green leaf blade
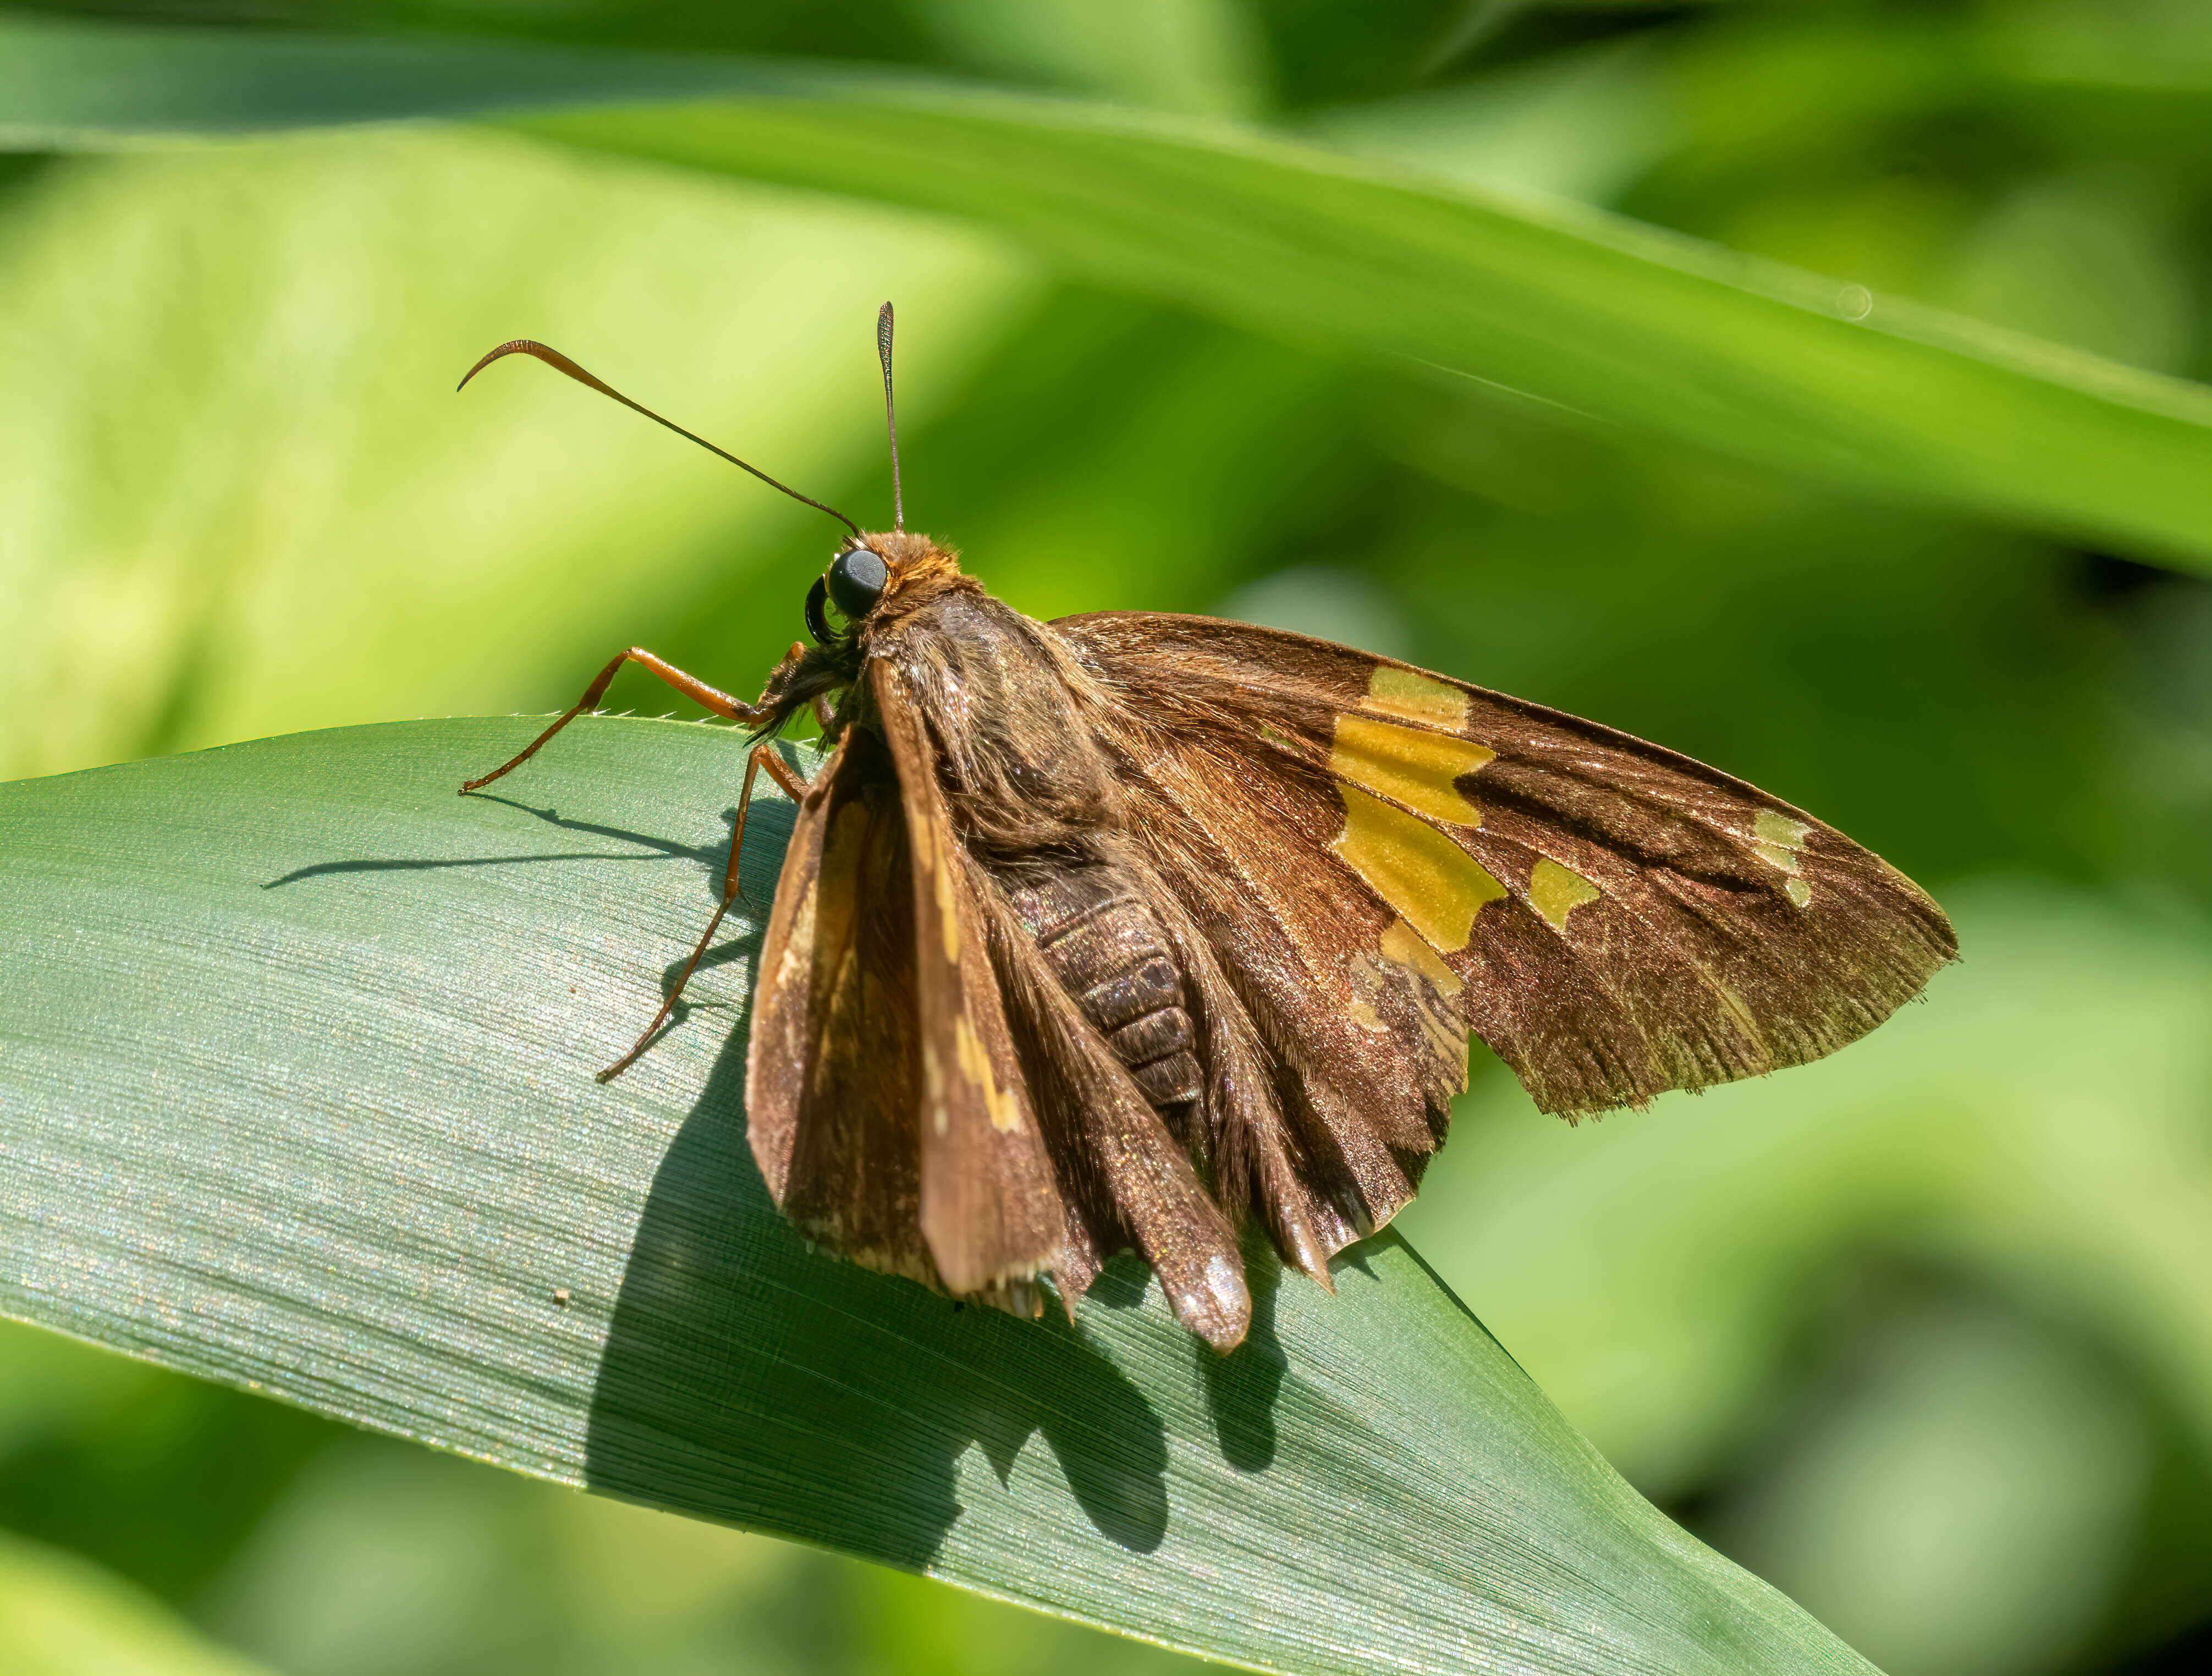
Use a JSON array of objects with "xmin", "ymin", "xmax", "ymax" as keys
[
  {"xmin": 0, "ymin": 719, "xmax": 1874, "ymax": 1675},
  {"xmin": 527, "ymin": 93, "xmax": 2212, "ymax": 567},
  {"xmin": 7, "ymin": 13, "xmax": 2212, "ymax": 570}
]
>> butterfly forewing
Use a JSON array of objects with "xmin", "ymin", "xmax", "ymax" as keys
[
  {"xmin": 744, "ymin": 749, "xmax": 832, "ymax": 1202},
  {"xmin": 1053, "ymin": 612, "xmax": 1957, "ymax": 1118},
  {"xmin": 745, "ymin": 730, "xmax": 934, "ymax": 1282},
  {"xmin": 870, "ymin": 660, "xmax": 1070, "ymax": 1307}
]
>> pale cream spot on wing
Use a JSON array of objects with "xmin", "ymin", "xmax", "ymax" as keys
[
  {"xmin": 777, "ymin": 880, "xmax": 819, "ymax": 990},
  {"xmin": 1331, "ymin": 786, "xmax": 1505, "ymax": 952},
  {"xmin": 913, "ymin": 818, "xmax": 960, "ymax": 963},
  {"xmin": 922, "ymin": 1041, "xmax": 948, "ymax": 1136},
  {"xmin": 1380, "ymin": 917, "xmax": 1463, "ymax": 997},
  {"xmin": 1351, "ymin": 917, "xmax": 1470, "ymax": 1089},
  {"xmin": 934, "ymin": 842, "xmax": 961, "ymax": 964},
  {"xmin": 1528, "ymin": 858, "xmax": 1602, "ymax": 932},
  {"xmin": 1751, "ymin": 809, "xmax": 1814, "ymax": 905},
  {"xmin": 1712, "ymin": 980, "xmax": 1768, "ymax": 1053},
  {"xmin": 1330, "ymin": 715, "xmax": 1496, "ymax": 826},
  {"xmin": 1756, "ymin": 809, "xmax": 1811, "ymax": 847},
  {"xmin": 1365, "ymin": 666, "xmax": 1470, "ymax": 728},
  {"xmin": 1751, "ymin": 809, "xmax": 1810, "ymax": 871},
  {"xmin": 955, "ymin": 1014, "xmax": 1021, "ymax": 1132}
]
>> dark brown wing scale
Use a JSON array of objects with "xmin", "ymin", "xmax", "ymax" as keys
[{"xmin": 745, "ymin": 540, "xmax": 1955, "ymax": 1353}]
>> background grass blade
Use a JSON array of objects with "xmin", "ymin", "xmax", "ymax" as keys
[
  {"xmin": 5, "ymin": 13, "xmax": 2212, "ymax": 573},
  {"xmin": 0, "ymin": 717, "xmax": 1877, "ymax": 1676},
  {"xmin": 531, "ymin": 97, "xmax": 2212, "ymax": 575},
  {"xmin": 0, "ymin": 1531, "xmax": 278, "ymax": 1676}
]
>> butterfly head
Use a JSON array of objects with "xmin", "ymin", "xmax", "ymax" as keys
[
  {"xmin": 804, "ymin": 531, "xmax": 963, "ymax": 648},
  {"xmin": 458, "ymin": 305, "xmax": 969, "ymax": 738}
]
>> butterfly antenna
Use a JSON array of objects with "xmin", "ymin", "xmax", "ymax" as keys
[
  {"xmin": 457, "ymin": 339, "xmax": 861, "ymax": 536},
  {"xmin": 877, "ymin": 301, "xmax": 904, "ymax": 531}
]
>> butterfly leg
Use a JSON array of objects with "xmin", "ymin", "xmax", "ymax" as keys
[
  {"xmin": 726, "ymin": 741, "xmax": 811, "ymax": 911},
  {"xmin": 460, "ymin": 648, "xmax": 766, "ymax": 792},
  {"xmin": 596, "ymin": 740, "xmax": 812, "ymax": 1083}
]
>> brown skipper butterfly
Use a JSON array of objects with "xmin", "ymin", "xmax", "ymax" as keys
[{"xmin": 457, "ymin": 306, "xmax": 1956, "ymax": 1351}]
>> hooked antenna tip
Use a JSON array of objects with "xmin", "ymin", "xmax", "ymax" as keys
[
  {"xmin": 456, "ymin": 338, "xmax": 547, "ymax": 393},
  {"xmin": 877, "ymin": 303, "xmax": 904, "ymax": 531}
]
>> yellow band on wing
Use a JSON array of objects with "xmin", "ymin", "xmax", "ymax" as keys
[
  {"xmin": 1329, "ymin": 714, "xmax": 1495, "ymax": 826},
  {"xmin": 955, "ymin": 1014, "xmax": 1021, "ymax": 1131},
  {"xmin": 1331, "ymin": 786, "xmax": 1505, "ymax": 951}
]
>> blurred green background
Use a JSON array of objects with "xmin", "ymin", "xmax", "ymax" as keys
[{"xmin": 4, "ymin": 1, "xmax": 2212, "ymax": 1673}]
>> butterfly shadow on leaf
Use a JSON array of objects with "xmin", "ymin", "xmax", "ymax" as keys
[
  {"xmin": 260, "ymin": 793, "xmax": 714, "ymax": 890},
  {"xmin": 1200, "ymin": 1235, "xmax": 1288, "ymax": 1474},
  {"xmin": 580, "ymin": 806, "xmax": 1187, "ymax": 1563}
]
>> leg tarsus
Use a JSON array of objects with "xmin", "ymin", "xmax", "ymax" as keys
[
  {"xmin": 595, "ymin": 891, "xmax": 740, "ymax": 1082},
  {"xmin": 461, "ymin": 652, "xmax": 627, "ymax": 793},
  {"xmin": 596, "ymin": 740, "xmax": 815, "ymax": 1082}
]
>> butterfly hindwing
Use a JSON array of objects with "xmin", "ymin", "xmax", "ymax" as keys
[
  {"xmin": 1052, "ymin": 611, "xmax": 1957, "ymax": 1119},
  {"xmin": 1091, "ymin": 727, "xmax": 1449, "ymax": 1228}
]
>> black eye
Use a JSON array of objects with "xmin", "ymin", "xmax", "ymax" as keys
[{"xmin": 827, "ymin": 545, "xmax": 888, "ymax": 619}]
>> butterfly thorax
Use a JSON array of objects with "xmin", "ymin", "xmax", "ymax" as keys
[{"xmin": 876, "ymin": 589, "xmax": 1123, "ymax": 857}]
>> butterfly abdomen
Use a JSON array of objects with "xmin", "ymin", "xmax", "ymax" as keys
[{"xmin": 1004, "ymin": 868, "xmax": 1203, "ymax": 1108}]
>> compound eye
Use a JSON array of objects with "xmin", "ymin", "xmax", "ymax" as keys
[{"xmin": 826, "ymin": 545, "xmax": 888, "ymax": 620}]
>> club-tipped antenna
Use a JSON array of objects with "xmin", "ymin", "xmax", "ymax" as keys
[
  {"xmin": 877, "ymin": 301, "xmax": 903, "ymax": 531},
  {"xmin": 457, "ymin": 339, "xmax": 860, "ymax": 537}
]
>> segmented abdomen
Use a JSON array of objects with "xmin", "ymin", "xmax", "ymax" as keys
[{"xmin": 1005, "ymin": 869, "xmax": 1203, "ymax": 1107}]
